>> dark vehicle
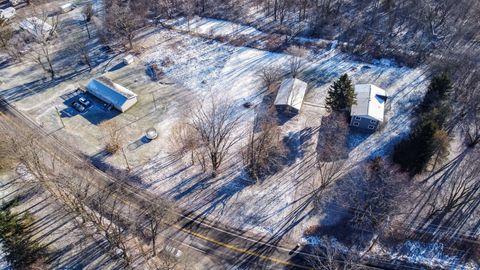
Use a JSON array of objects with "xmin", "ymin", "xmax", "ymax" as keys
[
  {"xmin": 72, "ymin": 101, "xmax": 86, "ymax": 112},
  {"xmin": 78, "ymin": 97, "xmax": 91, "ymax": 107},
  {"xmin": 147, "ymin": 64, "xmax": 163, "ymax": 81}
]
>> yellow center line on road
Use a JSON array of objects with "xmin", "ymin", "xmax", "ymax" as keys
[
  {"xmin": 172, "ymin": 223, "xmax": 312, "ymax": 270},
  {"xmin": 1, "ymin": 111, "xmax": 312, "ymax": 270},
  {"xmin": 113, "ymin": 190, "xmax": 312, "ymax": 269}
]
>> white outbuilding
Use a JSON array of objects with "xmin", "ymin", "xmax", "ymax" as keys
[
  {"xmin": 86, "ymin": 77, "xmax": 138, "ymax": 112},
  {"xmin": 122, "ymin": 55, "xmax": 135, "ymax": 65},
  {"xmin": 59, "ymin": 3, "xmax": 74, "ymax": 13},
  {"xmin": 274, "ymin": 78, "xmax": 308, "ymax": 115},
  {"xmin": 19, "ymin": 17, "xmax": 53, "ymax": 40},
  {"xmin": 0, "ymin": 7, "xmax": 16, "ymax": 20},
  {"xmin": 9, "ymin": 0, "xmax": 22, "ymax": 6}
]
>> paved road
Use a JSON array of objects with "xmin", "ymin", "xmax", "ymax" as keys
[
  {"xmin": 1, "ymin": 98, "xmax": 428, "ymax": 270},
  {"xmin": 0, "ymin": 97, "xmax": 319, "ymax": 269}
]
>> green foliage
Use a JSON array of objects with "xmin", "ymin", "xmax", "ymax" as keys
[
  {"xmin": 0, "ymin": 200, "xmax": 46, "ymax": 269},
  {"xmin": 393, "ymin": 73, "xmax": 452, "ymax": 175},
  {"xmin": 325, "ymin": 74, "xmax": 356, "ymax": 113},
  {"xmin": 393, "ymin": 121, "xmax": 438, "ymax": 175},
  {"xmin": 419, "ymin": 72, "xmax": 451, "ymax": 113}
]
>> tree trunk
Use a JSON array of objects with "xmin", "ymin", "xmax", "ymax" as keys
[
  {"xmin": 151, "ymin": 225, "xmax": 157, "ymax": 256},
  {"xmin": 46, "ymin": 57, "xmax": 55, "ymax": 79},
  {"xmin": 83, "ymin": 54, "xmax": 92, "ymax": 71},
  {"xmin": 128, "ymin": 36, "xmax": 134, "ymax": 50},
  {"xmin": 85, "ymin": 21, "xmax": 91, "ymax": 39},
  {"xmin": 274, "ymin": 0, "xmax": 278, "ymax": 20}
]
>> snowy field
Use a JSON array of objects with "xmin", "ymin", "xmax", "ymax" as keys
[
  {"xmin": 136, "ymin": 18, "xmax": 478, "ymax": 269},
  {"xmin": 135, "ymin": 19, "xmax": 430, "ymax": 244},
  {"xmin": 4, "ymin": 10, "xmax": 475, "ymax": 268}
]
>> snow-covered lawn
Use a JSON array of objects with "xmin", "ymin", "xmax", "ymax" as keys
[
  {"xmin": 135, "ymin": 19, "xmax": 430, "ymax": 245},
  {"xmin": 162, "ymin": 16, "xmax": 264, "ymax": 37},
  {"xmin": 1, "ymin": 9, "xmax": 474, "ymax": 268}
]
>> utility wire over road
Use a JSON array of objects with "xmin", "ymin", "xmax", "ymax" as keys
[{"xmin": 0, "ymin": 97, "xmax": 433, "ymax": 270}]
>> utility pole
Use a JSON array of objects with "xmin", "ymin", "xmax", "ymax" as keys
[
  {"xmin": 151, "ymin": 93, "xmax": 157, "ymax": 111},
  {"xmin": 122, "ymin": 147, "xmax": 131, "ymax": 172},
  {"xmin": 55, "ymin": 106, "xmax": 65, "ymax": 128}
]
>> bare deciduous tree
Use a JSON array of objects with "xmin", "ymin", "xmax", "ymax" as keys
[
  {"xmin": 345, "ymin": 158, "xmax": 410, "ymax": 233},
  {"xmin": 137, "ymin": 199, "xmax": 177, "ymax": 256},
  {"xmin": 424, "ymin": 154, "xmax": 480, "ymax": 223},
  {"xmin": 242, "ymin": 116, "xmax": 285, "ymax": 183},
  {"xmin": 169, "ymin": 119, "xmax": 199, "ymax": 165},
  {"xmin": 82, "ymin": 3, "xmax": 94, "ymax": 39},
  {"xmin": 429, "ymin": 129, "xmax": 450, "ymax": 171},
  {"xmin": 286, "ymin": 46, "xmax": 308, "ymax": 78},
  {"xmin": 14, "ymin": 10, "xmax": 60, "ymax": 79},
  {"xmin": 0, "ymin": 18, "xmax": 13, "ymax": 50},
  {"xmin": 317, "ymin": 112, "xmax": 348, "ymax": 162},
  {"xmin": 460, "ymin": 95, "xmax": 480, "ymax": 148},
  {"xmin": 259, "ymin": 66, "xmax": 283, "ymax": 92},
  {"xmin": 68, "ymin": 36, "xmax": 93, "ymax": 71},
  {"xmin": 181, "ymin": 0, "xmax": 196, "ymax": 32},
  {"xmin": 306, "ymin": 236, "xmax": 364, "ymax": 270},
  {"xmin": 189, "ymin": 98, "xmax": 243, "ymax": 176},
  {"xmin": 0, "ymin": 128, "xmax": 17, "ymax": 171},
  {"xmin": 312, "ymin": 112, "xmax": 348, "ymax": 207},
  {"xmin": 105, "ymin": 2, "xmax": 143, "ymax": 50},
  {"xmin": 86, "ymin": 184, "xmax": 132, "ymax": 265}
]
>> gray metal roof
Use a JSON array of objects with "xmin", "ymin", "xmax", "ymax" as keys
[
  {"xmin": 350, "ymin": 84, "xmax": 387, "ymax": 121},
  {"xmin": 274, "ymin": 78, "xmax": 308, "ymax": 111},
  {"xmin": 86, "ymin": 77, "xmax": 137, "ymax": 109}
]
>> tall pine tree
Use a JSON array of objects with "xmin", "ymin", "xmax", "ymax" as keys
[
  {"xmin": 419, "ymin": 72, "xmax": 451, "ymax": 113},
  {"xmin": 325, "ymin": 74, "xmax": 356, "ymax": 113},
  {"xmin": 392, "ymin": 72, "xmax": 452, "ymax": 175}
]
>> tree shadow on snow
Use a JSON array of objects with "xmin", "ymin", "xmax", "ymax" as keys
[{"xmin": 283, "ymin": 127, "xmax": 316, "ymax": 166}]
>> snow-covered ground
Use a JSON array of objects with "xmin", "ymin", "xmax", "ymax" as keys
[
  {"xmin": 162, "ymin": 16, "xmax": 264, "ymax": 37},
  {"xmin": 302, "ymin": 236, "xmax": 478, "ymax": 269},
  {"xmin": 136, "ymin": 17, "xmax": 478, "ymax": 269},
  {"xmin": 4, "ymin": 10, "xmax": 473, "ymax": 268},
  {"xmin": 391, "ymin": 241, "xmax": 472, "ymax": 270},
  {"xmin": 135, "ymin": 18, "xmax": 431, "ymax": 245},
  {"xmin": 0, "ymin": 4, "xmax": 472, "ymax": 264},
  {"xmin": 0, "ymin": 243, "xmax": 11, "ymax": 270}
]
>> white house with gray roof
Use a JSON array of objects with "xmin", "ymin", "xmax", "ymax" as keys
[
  {"xmin": 350, "ymin": 84, "xmax": 387, "ymax": 131},
  {"xmin": 86, "ymin": 77, "xmax": 138, "ymax": 112},
  {"xmin": 274, "ymin": 78, "xmax": 308, "ymax": 115}
]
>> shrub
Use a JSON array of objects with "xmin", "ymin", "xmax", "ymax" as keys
[
  {"xmin": 229, "ymin": 34, "xmax": 251, "ymax": 47},
  {"xmin": 263, "ymin": 35, "xmax": 283, "ymax": 51},
  {"xmin": 100, "ymin": 121, "xmax": 121, "ymax": 154}
]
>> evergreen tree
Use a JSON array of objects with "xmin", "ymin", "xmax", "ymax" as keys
[
  {"xmin": 393, "ymin": 121, "xmax": 438, "ymax": 175},
  {"xmin": 419, "ymin": 72, "xmax": 451, "ymax": 113},
  {"xmin": 393, "ymin": 72, "xmax": 452, "ymax": 176},
  {"xmin": 325, "ymin": 74, "xmax": 356, "ymax": 113}
]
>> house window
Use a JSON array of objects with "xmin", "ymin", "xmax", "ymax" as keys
[
  {"xmin": 354, "ymin": 116, "xmax": 361, "ymax": 120},
  {"xmin": 368, "ymin": 125, "xmax": 375, "ymax": 130},
  {"xmin": 370, "ymin": 119, "xmax": 377, "ymax": 124},
  {"xmin": 353, "ymin": 122, "xmax": 360, "ymax": 127}
]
